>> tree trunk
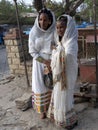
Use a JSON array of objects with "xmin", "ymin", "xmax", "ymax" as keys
[
  {"xmin": 33, "ymin": 0, "xmax": 43, "ymax": 12},
  {"xmin": 64, "ymin": 0, "xmax": 85, "ymax": 16}
]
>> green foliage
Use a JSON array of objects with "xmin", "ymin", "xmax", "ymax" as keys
[
  {"xmin": 0, "ymin": 0, "xmax": 33, "ymax": 25},
  {"xmin": 45, "ymin": 1, "xmax": 65, "ymax": 19},
  {"xmin": 0, "ymin": 0, "xmax": 98, "ymax": 25},
  {"xmin": 0, "ymin": 0, "xmax": 15, "ymax": 24},
  {"xmin": 78, "ymin": 0, "xmax": 98, "ymax": 23},
  {"xmin": 33, "ymin": 0, "xmax": 43, "ymax": 12}
]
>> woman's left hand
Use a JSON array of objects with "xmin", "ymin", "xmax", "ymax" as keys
[{"xmin": 43, "ymin": 60, "xmax": 51, "ymax": 71}]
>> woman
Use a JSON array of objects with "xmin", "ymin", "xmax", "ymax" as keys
[
  {"xmin": 28, "ymin": 8, "xmax": 55, "ymax": 119},
  {"xmin": 47, "ymin": 14, "xmax": 78, "ymax": 129}
]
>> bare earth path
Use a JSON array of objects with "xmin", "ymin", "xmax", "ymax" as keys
[
  {"xmin": 0, "ymin": 45, "xmax": 98, "ymax": 130},
  {"xmin": 0, "ymin": 74, "xmax": 98, "ymax": 130}
]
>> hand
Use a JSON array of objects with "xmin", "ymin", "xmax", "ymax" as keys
[
  {"xmin": 43, "ymin": 60, "xmax": 51, "ymax": 71},
  {"xmin": 43, "ymin": 59, "xmax": 50, "ymax": 65},
  {"xmin": 51, "ymin": 45, "xmax": 56, "ymax": 50}
]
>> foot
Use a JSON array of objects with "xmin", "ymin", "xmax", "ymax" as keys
[{"xmin": 40, "ymin": 113, "xmax": 46, "ymax": 119}]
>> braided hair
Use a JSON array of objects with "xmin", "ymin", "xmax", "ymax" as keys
[
  {"xmin": 57, "ymin": 16, "xmax": 67, "ymax": 26},
  {"xmin": 57, "ymin": 16, "xmax": 68, "ymax": 42},
  {"xmin": 38, "ymin": 8, "xmax": 53, "ymax": 24}
]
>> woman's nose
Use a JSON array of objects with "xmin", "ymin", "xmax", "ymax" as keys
[{"xmin": 41, "ymin": 20, "xmax": 44, "ymax": 24}]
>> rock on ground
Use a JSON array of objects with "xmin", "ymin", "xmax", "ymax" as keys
[{"xmin": 0, "ymin": 75, "xmax": 98, "ymax": 130}]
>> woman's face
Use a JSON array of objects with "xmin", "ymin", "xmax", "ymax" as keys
[
  {"xmin": 39, "ymin": 13, "xmax": 51, "ymax": 30},
  {"xmin": 56, "ymin": 21, "xmax": 67, "ymax": 37}
]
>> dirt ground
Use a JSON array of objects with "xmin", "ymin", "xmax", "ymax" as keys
[
  {"xmin": 0, "ymin": 74, "xmax": 98, "ymax": 130},
  {"xmin": 1, "ymin": 33, "xmax": 98, "ymax": 130}
]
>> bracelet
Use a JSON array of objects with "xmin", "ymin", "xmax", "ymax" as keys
[{"xmin": 36, "ymin": 56, "xmax": 44, "ymax": 63}]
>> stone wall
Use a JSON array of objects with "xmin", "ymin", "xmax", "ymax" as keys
[
  {"xmin": 4, "ymin": 28, "xmax": 98, "ymax": 83},
  {"xmin": 4, "ymin": 28, "xmax": 32, "ymax": 78}
]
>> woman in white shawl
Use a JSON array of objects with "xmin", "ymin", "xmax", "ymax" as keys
[
  {"xmin": 28, "ymin": 8, "xmax": 55, "ymax": 119},
  {"xmin": 47, "ymin": 15, "xmax": 78, "ymax": 129}
]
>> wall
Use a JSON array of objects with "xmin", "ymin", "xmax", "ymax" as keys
[
  {"xmin": 78, "ymin": 28, "xmax": 98, "ymax": 38},
  {"xmin": 4, "ymin": 28, "xmax": 98, "ymax": 84},
  {"xmin": 78, "ymin": 28, "xmax": 98, "ymax": 83},
  {"xmin": 4, "ymin": 28, "xmax": 32, "ymax": 78}
]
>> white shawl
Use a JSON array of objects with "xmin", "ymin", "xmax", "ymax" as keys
[
  {"xmin": 54, "ymin": 14, "xmax": 78, "ymax": 59},
  {"xmin": 28, "ymin": 9, "xmax": 55, "ymax": 59},
  {"xmin": 51, "ymin": 43, "xmax": 66, "ymax": 90},
  {"xmin": 53, "ymin": 14, "xmax": 78, "ymax": 90}
]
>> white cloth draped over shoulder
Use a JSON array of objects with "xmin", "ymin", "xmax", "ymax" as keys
[
  {"xmin": 54, "ymin": 14, "xmax": 78, "ymax": 90},
  {"xmin": 47, "ymin": 14, "xmax": 78, "ymax": 127},
  {"xmin": 29, "ymin": 11, "xmax": 55, "ymax": 60},
  {"xmin": 28, "ymin": 9, "xmax": 55, "ymax": 113},
  {"xmin": 51, "ymin": 43, "xmax": 66, "ymax": 90}
]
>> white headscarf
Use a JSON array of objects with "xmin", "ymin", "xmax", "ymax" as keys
[
  {"xmin": 29, "ymin": 9, "xmax": 55, "ymax": 55},
  {"xmin": 54, "ymin": 14, "xmax": 78, "ymax": 59},
  {"xmin": 52, "ymin": 14, "xmax": 78, "ymax": 90}
]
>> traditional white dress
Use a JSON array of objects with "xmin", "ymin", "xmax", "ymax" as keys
[
  {"xmin": 28, "ymin": 10, "xmax": 55, "ymax": 113},
  {"xmin": 47, "ymin": 14, "xmax": 78, "ymax": 128}
]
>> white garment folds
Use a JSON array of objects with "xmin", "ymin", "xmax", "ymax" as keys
[
  {"xmin": 28, "ymin": 10, "xmax": 55, "ymax": 113},
  {"xmin": 47, "ymin": 14, "xmax": 78, "ymax": 127}
]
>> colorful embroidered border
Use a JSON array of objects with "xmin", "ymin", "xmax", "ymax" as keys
[
  {"xmin": 55, "ymin": 111, "xmax": 78, "ymax": 128},
  {"xmin": 32, "ymin": 91, "xmax": 51, "ymax": 113},
  {"xmin": 47, "ymin": 102, "xmax": 78, "ymax": 128}
]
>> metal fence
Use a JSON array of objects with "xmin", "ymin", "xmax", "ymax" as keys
[{"xmin": 78, "ymin": 36, "xmax": 96, "ymax": 59}]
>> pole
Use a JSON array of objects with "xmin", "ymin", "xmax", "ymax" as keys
[
  {"xmin": 93, "ymin": 0, "xmax": 98, "ymax": 98},
  {"xmin": 13, "ymin": 0, "xmax": 30, "ymax": 87}
]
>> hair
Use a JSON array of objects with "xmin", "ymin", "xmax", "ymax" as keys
[
  {"xmin": 57, "ymin": 16, "xmax": 67, "ymax": 26},
  {"xmin": 38, "ymin": 8, "xmax": 53, "ymax": 24},
  {"xmin": 57, "ymin": 16, "xmax": 68, "ymax": 42}
]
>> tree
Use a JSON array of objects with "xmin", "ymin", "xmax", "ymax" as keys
[
  {"xmin": 33, "ymin": 0, "xmax": 43, "ymax": 12},
  {"xmin": 0, "ymin": 0, "xmax": 97, "ymax": 25},
  {"xmin": 45, "ymin": 1, "xmax": 65, "ymax": 18},
  {"xmin": 0, "ymin": 0, "xmax": 16, "ymax": 24},
  {"xmin": 0, "ymin": 0, "xmax": 33, "ymax": 24},
  {"xmin": 32, "ymin": 0, "xmax": 86, "ymax": 16},
  {"xmin": 63, "ymin": 0, "xmax": 85, "ymax": 16},
  {"xmin": 77, "ymin": 0, "xmax": 98, "ymax": 23}
]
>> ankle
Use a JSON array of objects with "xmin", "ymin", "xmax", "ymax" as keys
[{"xmin": 40, "ymin": 113, "xmax": 46, "ymax": 119}]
